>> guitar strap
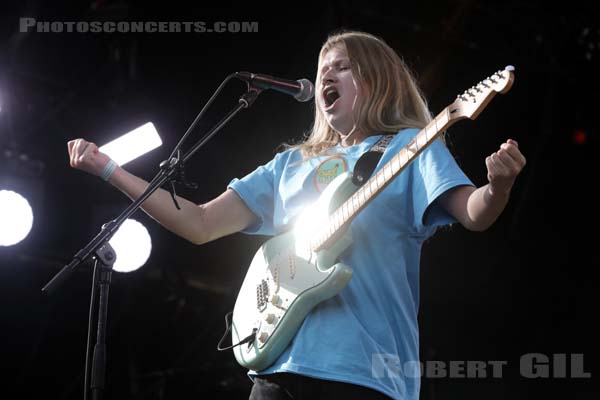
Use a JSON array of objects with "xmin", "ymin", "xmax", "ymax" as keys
[{"xmin": 351, "ymin": 134, "xmax": 396, "ymax": 186}]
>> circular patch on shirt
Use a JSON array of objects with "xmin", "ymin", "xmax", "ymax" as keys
[{"xmin": 313, "ymin": 156, "xmax": 348, "ymax": 193}]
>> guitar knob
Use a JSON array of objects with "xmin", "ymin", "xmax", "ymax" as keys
[
  {"xmin": 257, "ymin": 331, "xmax": 269, "ymax": 343},
  {"xmin": 270, "ymin": 294, "xmax": 282, "ymax": 306},
  {"xmin": 265, "ymin": 313, "xmax": 277, "ymax": 324}
]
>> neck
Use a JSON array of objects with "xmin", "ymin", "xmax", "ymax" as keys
[{"xmin": 339, "ymin": 130, "xmax": 368, "ymax": 147}]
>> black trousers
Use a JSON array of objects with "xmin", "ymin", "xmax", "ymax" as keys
[{"xmin": 248, "ymin": 372, "xmax": 392, "ymax": 400}]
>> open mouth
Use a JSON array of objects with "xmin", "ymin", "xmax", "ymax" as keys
[{"xmin": 323, "ymin": 87, "xmax": 340, "ymax": 109}]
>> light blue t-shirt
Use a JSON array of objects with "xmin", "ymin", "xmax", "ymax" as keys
[{"xmin": 227, "ymin": 128, "xmax": 474, "ymax": 400}]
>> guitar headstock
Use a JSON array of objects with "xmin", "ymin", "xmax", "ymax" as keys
[{"xmin": 449, "ymin": 66, "xmax": 515, "ymax": 121}]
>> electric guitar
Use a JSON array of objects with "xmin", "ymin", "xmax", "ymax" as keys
[{"xmin": 231, "ymin": 66, "xmax": 515, "ymax": 371}]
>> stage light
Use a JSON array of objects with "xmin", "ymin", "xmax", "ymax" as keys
[
  {"xmin": 108, "ymin": 218, "xmax": 152, "ymax": 273},
  {"xmin": 0, "ymin": 190, "xmax": 34, "ymax": 247},
  {"xmin": 99, "ymin": 122, "xmax": 162, "ymax": 166},
  {"xmin": 572, "ymin": 129, "xmax": 587, "ymax": 145}
]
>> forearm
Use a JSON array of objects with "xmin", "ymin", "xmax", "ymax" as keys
[
  {"xmin": 465, "ymin": 184, "xmax": 511, "ymax": 231},
  {"xmin": 108, "ymin": 166, "xmax": 206, "ymax": 244}
]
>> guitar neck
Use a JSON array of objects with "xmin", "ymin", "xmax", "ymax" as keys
[{"xmin": 310, "ymin": 106, "xmax": 459, "ymax": 252}]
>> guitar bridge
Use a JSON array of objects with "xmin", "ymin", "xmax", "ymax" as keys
[{"xmin": 256, "ymin": 279, "xmax": 269, "ymax": 311}]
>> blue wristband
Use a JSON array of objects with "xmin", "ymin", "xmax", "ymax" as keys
[{"xmin": 100, "ymin": 160, "xmax": 118, "ymax": 181}]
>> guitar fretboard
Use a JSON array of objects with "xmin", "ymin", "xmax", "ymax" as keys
[{"xmin": 310, "ymin": 107, "xmax": 454, "ymax": 252}]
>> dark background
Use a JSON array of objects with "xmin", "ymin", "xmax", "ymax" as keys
[{"xmin": 0, "ymin": 1, "xmax": 597, "ymax": 399}]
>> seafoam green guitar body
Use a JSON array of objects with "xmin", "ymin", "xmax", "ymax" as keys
[{"xmin": 231, "ymin": 171, "xmax": 357, "ymax": 371}]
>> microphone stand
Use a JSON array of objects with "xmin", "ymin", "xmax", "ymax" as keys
[{"xmin": 41, "ymin": 80, "xmax": 263, "ymax": 400}]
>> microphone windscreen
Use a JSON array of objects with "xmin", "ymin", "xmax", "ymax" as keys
[{"xmin": 296, "ymin": 79, "xmax": 315, "ymax": 102}]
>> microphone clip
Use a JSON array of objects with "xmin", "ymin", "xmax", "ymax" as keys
[
  {"xmin": 159, "ymin": 150, "xmax": 198, "ymax": 210},
  {"xmin": 239, "ymin": 86, "xmax": 262, "ymax": 108}
]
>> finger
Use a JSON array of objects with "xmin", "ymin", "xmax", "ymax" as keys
[
  {"xmin": 488, "ymin": 152, "xmax": 510, "ymax": 177},
  {"xmin": 485, "ymin": 155, "xmax": 494, "ymax": 176},
  {"xmin": 496, "ymin": 150, "xmax": 514, "ymax": 168},
  {"xmin": 71, "ymin": 139, "xmax": 82, "ymax": 164},
  {"xmin": 77, "ymin": 142, "xmax": 93, "ymax": 163},
  {"xmin": 500, "ymin": 142, "xmax": 526, "ymax": 166},
  {"xmin": 68, "ymin": 140, "xmax": 76, "ymax": 166},
  {"xmin": 70, "ymin": 139, "xmax": 84, "ymax": 166},
  {"xmin": 81, "ymin": 142, "xmax": 91, "ymax": 155},
  {"xmin": 507, "ymin": 138, "xmax": 518, "ymax": 147},
  {"xmin": 73, "ymin": 140, "xmax": 89, "ymax": 165},
  {"xmin": 496, "ymin": 150, "xmax": 524, "ymax": 177},
  {"xmin": 486, "ymin": 154, "xmax": 504, "ymax": 175},
  {"xmin": 485, "ymin": 155, "xmax": 502, "ymax": 181}
]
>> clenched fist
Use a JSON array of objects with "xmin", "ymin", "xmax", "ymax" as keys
[
  {"xmin": 485, "ymin": 138, "xmax": 526, "ymax": 196},
  {"xmin": 67, "ymin": 139, "xmax": 112, "ymax": 177}
]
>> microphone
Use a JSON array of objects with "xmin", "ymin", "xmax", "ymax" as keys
[{"xmin": 234, "ymin": 72, "xmax": 315, "ymax": 102}]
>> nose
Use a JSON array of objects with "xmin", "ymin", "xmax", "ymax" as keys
[{"xmin": 321, "ymin": 68, "xmax": 336, "ymax": 85}]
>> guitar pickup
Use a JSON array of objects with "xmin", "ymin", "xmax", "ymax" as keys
[{"xmin": 256, "ymin": 279, "xmax": 269, "ymax": 311}]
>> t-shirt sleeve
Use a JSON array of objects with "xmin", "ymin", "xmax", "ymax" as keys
[
  {"xmin": 411, "ymin": 138, "xmax": 475, "ymax": 230},
  {"xmin": 226, "ymin": 152, "xmax": 282, "ymax": 236}
]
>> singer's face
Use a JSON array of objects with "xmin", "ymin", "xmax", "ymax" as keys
[{"xmin": 318, "ymin": 47, "xmax": 363, "ymax": 142}]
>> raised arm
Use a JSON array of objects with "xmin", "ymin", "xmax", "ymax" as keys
[
  {"xmin": 439, "ymin": 138, "xmax": 526, "ymax": 232},
  {"xmin": 68, "ymin": 138, "xmax": 258, "ymax": 245}
]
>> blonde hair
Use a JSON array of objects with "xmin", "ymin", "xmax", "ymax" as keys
[{"xmin": 284, "ymin": 30, "xmax": 433, "ymax": 159}]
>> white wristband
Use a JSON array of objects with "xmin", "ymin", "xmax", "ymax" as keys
[{"xmin": 100, "ymin": 160, "xmax": 118, "ymax": 181}]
